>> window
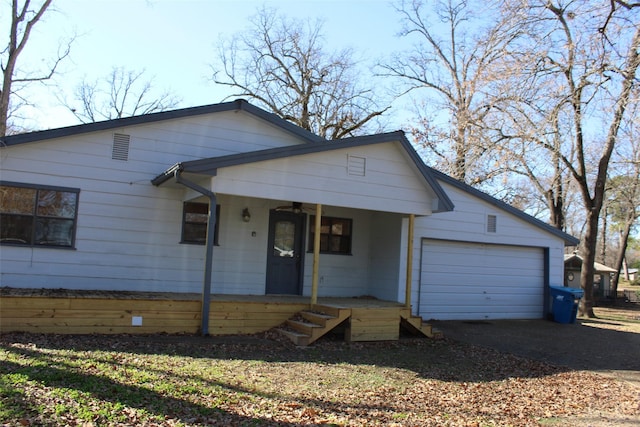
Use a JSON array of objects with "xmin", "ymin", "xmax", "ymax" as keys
[
  {"xmin": 181, "ymin": 202, "xmax": 220, "ymax": 245},
  {"xmin": 0, "ymin": 182, "xmax": 79, "ymax": 248},
  {"xmin": 308, "ymin": 216, "xmax": 352, "ymax": 255}
]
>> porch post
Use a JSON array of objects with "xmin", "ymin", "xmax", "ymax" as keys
[
  {"xmin": 311, "ymin": 203, "xmax": 322, "ymax": 305},
  {"xmin": 405, "ymin": 214, "xmax": 415, "ymax": 310},
  {"xmin": 174, "ymin": 172, "xmax": 216, "ymax": 336}
]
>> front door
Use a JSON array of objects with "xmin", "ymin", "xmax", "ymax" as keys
[{"xmin": 266, "ymin": 210, "xmax": 305, "ymax": 294}]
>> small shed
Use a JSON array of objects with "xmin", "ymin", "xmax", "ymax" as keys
[{"xmin": 564, "ymin": 254, "xmax": 617, "ymax": 299}]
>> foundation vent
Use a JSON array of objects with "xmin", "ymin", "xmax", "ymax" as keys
[{"xmin": 112, "ymin": 133, "xmax": 131, "ymax": 161}]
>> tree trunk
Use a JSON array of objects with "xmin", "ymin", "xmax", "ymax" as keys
[
  {"xmin": 546, "ymin": 188, "xmax": 565, "ymax": 230},
  {"xmin": 577, "ymin": 26, "xmax": 640, "ymax": 317},
  {"xmin": 578, "ymin": 209, "xmax": 599, "ymax": 318},
  {"xmin": 453, "ymin": 122, "xmax": 467, "ymax": 182},
  {"xmin": 611, "ymin": 221, "xmax": 633, "ymax": 301},
  {"xmin": 599, "ymin": 205, "xmax": 607, "ymax": 264},
  {"xmin": 1, "ymin": 0, "xmax": 55, "ymax": 136}
]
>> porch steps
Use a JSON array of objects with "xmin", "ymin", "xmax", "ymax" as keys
[
  {"xmin": 400, "ymin": 310, "xmax": 443, "ymax": 339},
  {"xmin": 278, "ymin": 304, "xmax": 351, "ymax": 346}
]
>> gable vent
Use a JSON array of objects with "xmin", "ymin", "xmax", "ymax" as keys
[
  {"xmin": 112, "ymin": 133, "xmax": 130, "ymax": 161},
  {"xmin": 487, "ymin": 214, "xmax": 497, "ymax": 233},
  {"xmin": 347, "ymin": 155, "xmax": 366, "ymax": 176}
]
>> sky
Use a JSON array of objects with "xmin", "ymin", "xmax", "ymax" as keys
[{"xmin": 12, "ymin": 0, "xmax": 413, "ymax": 131}]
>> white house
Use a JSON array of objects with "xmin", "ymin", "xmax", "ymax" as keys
[{"xmin": 0, "ymin": 100, "xmax": 578, "ymax": 337}]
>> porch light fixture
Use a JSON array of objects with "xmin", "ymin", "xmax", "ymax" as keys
[{"xmin": 242, "ymin": 207, "xmax": 251, "ymax": 222}]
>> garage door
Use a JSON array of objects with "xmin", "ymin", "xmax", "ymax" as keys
[{"xmin": 419, "ymin": 239, "xmax": 545, "ymax": 320}]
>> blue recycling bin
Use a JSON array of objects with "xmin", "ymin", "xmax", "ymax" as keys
[{"xmin": 549, "ymin": 286, "xmax": 584, "ymax": 324}]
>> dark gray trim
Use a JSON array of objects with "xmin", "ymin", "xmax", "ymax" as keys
[
  {"xmin": 0, "ymin": 180, "xmax": 81, "ymax": 249},
  {"xmin": 150, "ymin": 163, "xmax": 183, "ymax": 186},
  {"xmin": 174, "ymin": 172, "xmax": 217, "ymax": 336},
  {"xmin": 0, "ymin": 180, "xmax": 80, "ymax": 193},
  {"xmin": 428, "ymin": 169, "xmax": 580, "ymax": 246},
  {"xmin": 1, "ymin": 99, "xmax": 323, "ymax": 147},
  {"xmin": 152, "ymin": 131, "xmax": 455, "ymax": 213},
  {"xmin": 543, "ymin": 247, "xmax": 551, "ymax": 319}
]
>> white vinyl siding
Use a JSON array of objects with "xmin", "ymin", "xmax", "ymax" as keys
[
  {"xmin": 0, "ymin": 111, "xmax": 309, "ymax": 293},
  {"xmin": 410, "ymin": 178, "xmax": 568, "ymax": 320},
  {"xmin": 414, "ymin": 181, "xmax": 565, "ymax": 283},
  {"xmin": 211, "ymin": 142, "xmax": 438, "ymax": 215}
]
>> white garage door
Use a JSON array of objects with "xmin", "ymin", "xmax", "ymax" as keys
[{"xmin": 419, "ymin": 239, "xmax": 545, "ymax": 320}]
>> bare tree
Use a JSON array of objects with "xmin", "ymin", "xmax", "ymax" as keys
[
  {"xmin": 607, "ymin": 101, "xmax": 640, "ymax": 298},
  {"xmin": 607, "ymin": 176, "xmax": 640, "ymax": 296},
  {"xmin": 380, "ymin": 0, "xmax": 521, "ymax": 184},
  {"xmin": 483, "ymin": 92, "xmax": 579, "ymax": 231},
  {"xmin": 1, "ymin": 0, "xmax": 73, "ymax": 136},
  {"xmin": 65, "ymin": 67, "xmax": 181, "ymax": 123},
  {"xmin": 496, "ymin": 0, "xmax": 640, "ymax": 317},
  {"xmin": 211, "ymin": 6, "xmax": 389, "ymax": 139}
]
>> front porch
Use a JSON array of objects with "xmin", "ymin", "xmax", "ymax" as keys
[{"xmin": 0, "ymin": 289, "xmax": 440, "ymax": 343}]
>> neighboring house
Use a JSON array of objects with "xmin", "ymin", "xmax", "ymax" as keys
[
  {"xmin": 0, "ymin": 100, "xmax": 578, "ymax": 339},
  {"xmin": 564, "ymin": 254, "xmax": 617, "ymax": 299}
]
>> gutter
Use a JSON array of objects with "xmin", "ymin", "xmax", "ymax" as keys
[
  {"xmin": 151, "ymin": 163, "xmax": 182, "ymax": 186},
  {"xmin": 172, "ymin": 171, "xmax": 217, "ymax": 336}
]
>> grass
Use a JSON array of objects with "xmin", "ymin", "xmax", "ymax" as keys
[
  {"xmin": 0, "ymin": 332, "xmax": 638, "ymax": 426},
  {"xmin": 593, "ymin": 301, "xmax": 640, "ymax": 327}
]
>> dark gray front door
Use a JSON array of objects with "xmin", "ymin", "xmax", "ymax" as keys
[{"xmin": 266, "ymin": 210, "xmax": 305, "ymax": 294}]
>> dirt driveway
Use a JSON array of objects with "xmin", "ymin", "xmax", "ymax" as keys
[{"xmin": 432, "ymin": 305, "xmax": 640, "ymax": 387}]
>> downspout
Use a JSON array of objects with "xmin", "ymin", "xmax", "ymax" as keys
[{"xmin": 174, "ymin": 171, "xmax": 217, "ymax": 336}]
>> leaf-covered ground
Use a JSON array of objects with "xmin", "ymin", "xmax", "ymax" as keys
[{"xmin": 1, "ymin": 331, "xmax": 638, "ymax": 426}]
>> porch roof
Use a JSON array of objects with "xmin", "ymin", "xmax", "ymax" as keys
[{"xmin": 152, "ymin": 130, "xmax": 454, "ymax": 213}]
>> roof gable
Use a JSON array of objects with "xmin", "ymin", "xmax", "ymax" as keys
[
  {"xmin": 564, "ymin": 254, "xmax": 617, "ymax": 273},
  {"xmin": 152, "ymin": 131, "xmax": 454, "ymax": 214},
  {"xmin": 1, "ymin": 99, "xmax": 323, "ymax": 147}
]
